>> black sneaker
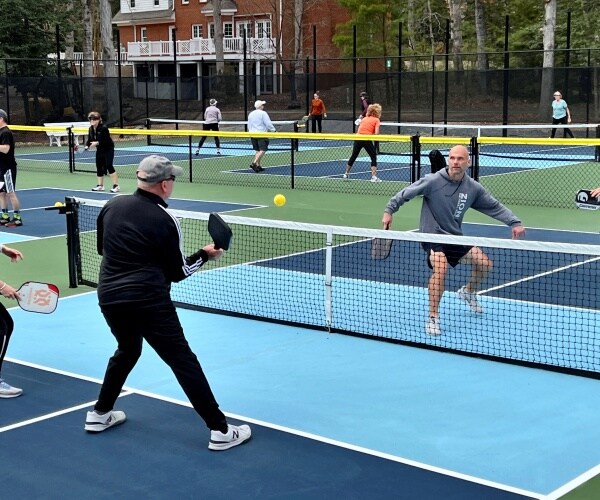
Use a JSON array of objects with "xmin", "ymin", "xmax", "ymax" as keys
[
  {"xmin": 250, "ymin": 163, "xmax": 260, "ymax": 173},
  {"xmin": 257, "ymin": 166, "xmax": 265, "ymax": 172},
  {"xmin": 11, "ymin": 217, "xmax": 22, "ymax": 226},
  {"xmin": 0, "ymin": 216, "xmax": 9, "ymax": 226}
]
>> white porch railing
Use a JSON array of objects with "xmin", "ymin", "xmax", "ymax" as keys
[
  {"xmin": 127, "ymin": 37, "xmax": 276, "ymax": 59},
  {"xmin": 48, "ymin": 51, "xmax": 131, "ymax": 65}
]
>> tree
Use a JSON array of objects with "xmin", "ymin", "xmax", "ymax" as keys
[
  {"xmin": 539, "ymin": 0, "xmax": 557, "ymax": 119},
  {"xmin": 446, "ymin": 0, "xmax": 464, "ymax": 72},
  {"xmin": 0, "ymin": 0, "xmax": 77, "ymax": 123},
  {"xmin": 212, "ymin": 0, "xmax": 225, "ymax": 75}
]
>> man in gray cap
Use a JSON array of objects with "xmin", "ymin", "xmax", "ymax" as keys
[
  {"xmin": 0, "ymin": 109, "xmax": 23, "ymax": 226},
  {"xmin": 247, "ymin": 99, "xmax": 276, "ymax": 172},
  {"xmin": 86, "ymin": 155, "xmax": 251, "ymax": 451}
]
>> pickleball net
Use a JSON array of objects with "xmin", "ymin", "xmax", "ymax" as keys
[
  {"xmin": 65, "ymin": 197, "xmax": 600, "ymax": 377},
  {"xmin": 146, "ymin": 118, "xmax": 299, "ymax": 151}
]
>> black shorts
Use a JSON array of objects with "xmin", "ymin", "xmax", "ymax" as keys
[
  {"xmin": 422, "ymin": 242, "xmax": 473, "ymax": 269},
  {"xmin": 251, "ymin": 138, "xmax": 269, "ymax": 152}
]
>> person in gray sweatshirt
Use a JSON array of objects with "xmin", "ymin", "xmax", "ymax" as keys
[
  {"xmin": 195, "ymin": 98, "xmax": 222, "ymax": 156},
  {"xmin": 382, "ymin": 145, "xmax": 526, "ymax": 336}
]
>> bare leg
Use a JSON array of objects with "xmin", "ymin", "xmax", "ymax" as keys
[
  {"xmin": 428, "ymin": 250, "xmax": 448, "ymax": 319},
  {"xmin": 254, "ymin": 150, "xmax": 266, "ymax": 167},
  {"xmin": 460, "ymin": 247, "xmax": 492, "ymax": 292}
]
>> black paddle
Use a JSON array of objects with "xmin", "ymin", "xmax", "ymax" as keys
[{"xmin": 208, "ymin": 213, "xmax": 233, "ymax": 250}]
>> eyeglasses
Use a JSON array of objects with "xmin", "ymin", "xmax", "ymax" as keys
[
  {"xmin": 553, "ymin": 94, "xmax": 561, "ymax": 97},
  {"xmin": 88, "ymin": 116, "xmax": 100, "ymax": 121},
  {"xmin": 162, "ymin": 175, "xmax": 176, "ymax": 182}
]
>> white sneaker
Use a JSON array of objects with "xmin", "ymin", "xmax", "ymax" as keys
[
  {"xmin": 194, "ymin": 149, "xmax": 200, "ymax": 156},
  {"xmin": 208, "ymin": 424, "xmax": 251, "ymax": 451},
  {"xmin": 91, "ymin": 185, "xmax": 104, "ymax": 192},
  {"xmin": 342, "ymin": 173, "xmax": 349, "ymax": 179},
  {"xmin": 371, "ymin": 176, "xmax": 382, "ymax": 182},
  {"xmin": 216, "ymin": 151, "xmax": 222, "ymax": 156},
  {"xmin": 0, "ymin": 379, "xmax": 23, "ymax": 398},
  {"xmin": 458, "ymin": 286, "xmax": 483, "ymax": 314},
  {"xmin": 84, "ymin": 410, "xmax": 127, "ymax": 432},
  {"xmin": 425, "ymin": 316, "xmax": 441, "ymax": 336},
  {"xmin": 110, "ymin": 185, "xmax": 120, "ymax": 193}
]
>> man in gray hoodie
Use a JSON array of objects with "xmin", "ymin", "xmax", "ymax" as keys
[{"xmin": 382, "ymin": 145, "xmax": 526, "ymax": 336}]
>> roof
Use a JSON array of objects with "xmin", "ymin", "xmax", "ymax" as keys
[
  {"xmin": 113, "ymin": 1, "xmax": 174, "ymax": 25},
  {"xmin": 201, "ymin": 0, "xmax": 238, "ymax": 14}
]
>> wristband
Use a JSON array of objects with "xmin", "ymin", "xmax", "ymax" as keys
[{"xmin": 0, "ymin": 283, "xmax": 6, "ymax": 291}]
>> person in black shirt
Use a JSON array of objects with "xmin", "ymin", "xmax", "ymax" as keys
[
  {"xmin": 86, "ymin": 111, "xmax": 120, "ymax": 193},
  {"xmin": 85, "ymin": 155, "xmax": 251, "ymax": 451},
  {"xmin": 0, "ymin": 109, "xmax": 23, "ymax": 226}
]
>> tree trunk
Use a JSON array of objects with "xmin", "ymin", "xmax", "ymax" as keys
[
  {"xmin": 99, "ymin": 0, "xmax": 118, "ymax": 123},
  {"xmin": 405, "ymin": 0, "xmax": 416, "ymax": 71},
  {"xmin": 539, "ymin": 0, "xmax": 556, "ymax": 120},
  {"xmin": 81, "ymin": 0, "xmax": 94, "ymax": 114},
  {"xmin": 446, "ymin": 0, "xmax": 464, "ymax": 72},
  {"xmin": 426, "ymin": 0, "xmax": 435, "ymax": 55},
  {"xmin": 474, "ymin": 0, "xmax": 488, "ymax": 92},
  {"xmin": 213, "ymin": 0, "xmax": 224, "ymax": 75}
]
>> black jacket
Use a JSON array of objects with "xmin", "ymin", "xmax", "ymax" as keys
[{"xmin": 97, "ymin": 189, "xmax": 208, "ymax": 305}]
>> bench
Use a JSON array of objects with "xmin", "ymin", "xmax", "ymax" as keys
[{"xmin": 44, "ymin": 122, "xmax": 89, "ymax": 147}]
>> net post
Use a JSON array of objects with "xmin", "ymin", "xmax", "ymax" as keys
[
  {"xmin": 410, "ymin": 134, "xmax": 421, "ymax": 183},
  {"xmin": 188, "ymin": 135, "xmax": 193, "ymax": 182},
  {"xmin": 65, "ymin": 197, "xmax": 81, "ymax": 288},
  {"xmin": 470, "ymin": 137, "xmax": 480, "ymax": 180},
  {"xmin": 596, "ymin": 125, "xmax": 600, "ymax": 162},
  {"xmin": 67, "ymin": 127, "xmax": 75, "ymax": 173},
  {"xmin": 146, "ymin": 118, "xmax": 151, "ymax": 146},
  {"xmin": 290, "ymin": 135, "xmax": 295, "ymax": 189},
  {"xmin": 293, "ymin": 122, "xmax": 299, "ymax": 152}
]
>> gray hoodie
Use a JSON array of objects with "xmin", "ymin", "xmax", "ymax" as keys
[{"xmin": 385, "ymin": 168, "xmax": 522, "ymax": 235}]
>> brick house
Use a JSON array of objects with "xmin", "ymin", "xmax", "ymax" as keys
[{"xmin": 113, "ymin": 0, "xmax": 350, "ymax": 100}]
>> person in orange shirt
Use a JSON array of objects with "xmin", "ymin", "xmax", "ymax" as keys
[
  {"xmin": 309, "ymin": 93, "xmax": 327, "ymax": 133},
  {"xmin": 343, "ymin": 103, "xmax": 382, "ymax": 182}
]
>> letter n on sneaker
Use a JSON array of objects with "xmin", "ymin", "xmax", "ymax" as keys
[{"xmin": 208, "ymin": 424, "xmax": 251, "ymax": 451}]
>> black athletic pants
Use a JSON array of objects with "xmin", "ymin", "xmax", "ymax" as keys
[{"xmin": 95, "ymin": 302, "xmax": 227, "ymax": 432}]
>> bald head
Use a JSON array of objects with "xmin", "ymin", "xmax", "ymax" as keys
[{"xmin": 447, "ymin": 145, "xmax": 470, "ymax": 180}]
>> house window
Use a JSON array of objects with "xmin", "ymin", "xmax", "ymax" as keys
[
  {"xmin": 237, "ymin": 23, "xmax": 252, "ymax": 38},
  {"xmin": 182, "ymin": 0, "xmax": 189, "ymax": 3},
  {"xmin": 140, "ymin": 27, "xmax": 148, "ymax": 42},
  {"xmin": 209, "ymin": 24, "xmax": 214, "ymax": 38},
  {"xmin": 192, "ymin": 25, "xmax": 203, "ymax": 39},
  {"xmin": 131, "ymin": 0, "xmax": 136, "ymax": 7},
  {"xmin": 256, "ymin": 21, "xmax": 271, "ymax": 39},
  {"xmin": 223, "ymin": 23, "xmax": 233, "ymax": 38},
  {"xmin": 154, "ymin": 0, "xmax": 159, "ymax": 5}
]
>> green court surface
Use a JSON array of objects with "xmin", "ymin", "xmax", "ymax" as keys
[{"xmin": 2, "ymin": 168, "xmax": 599, "ymax": 499}]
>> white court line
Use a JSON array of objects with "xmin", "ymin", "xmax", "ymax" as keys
[
  {"xmin": 480, "ymin": 256, "xmax": 600, "ymax": 295},
  {"xmin": 545, "ymin": 463, "xmax": 600, "ymax": 499},
  {"xmin": 4, "ymin": 357, "xmax": 543, "ymax": 499}
]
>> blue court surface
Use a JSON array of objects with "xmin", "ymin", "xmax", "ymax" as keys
[
  {"xmin": 3, "ymin": 290, "xmax": 600, "ymax": 499},
  {"xmin": 18, "ymin": 141, "xmax": 595, "ymax": 183},
  {"xmin": 1, "ymin": 188, "xmax": 599, "ymax": 498},
  {"xmin": 0, "ymin": 188, "xmax": 259, "ymax": 242}
]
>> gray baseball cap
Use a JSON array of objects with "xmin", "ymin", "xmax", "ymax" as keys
[
  {"xmin": 136, "ymin": 155, "xmax": 183, "ymax": 183},
  {"xmin": 0, "ymin": 109, "xmax": 7, "ymax": 122}
]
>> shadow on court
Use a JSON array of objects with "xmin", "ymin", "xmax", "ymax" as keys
[{"xmin": 1, "ymin": 362, "xmax": 532, "ymax": 500}]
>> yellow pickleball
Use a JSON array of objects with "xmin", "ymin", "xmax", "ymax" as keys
[
  {"xmin": 54, "ymin": 201, "xmax": 64, "ymax": 207},
  {"xmin": 273, "ymin": 194, "xmax": 286, "ymax": 207}
]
